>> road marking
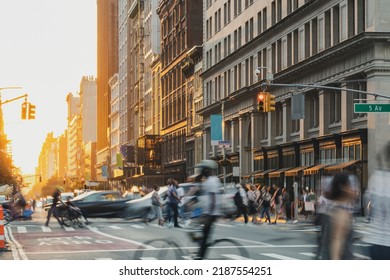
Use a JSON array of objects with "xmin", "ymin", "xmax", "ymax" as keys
[
  {"xmin": 227, "ymin": 237, "xmax": 274, "ymax": 246},
  {"xmin": 140, "ymin": 257, "xmax": 158, "ymax": 260},
  {"xmin": 131, "ymin": 224, "xmax": 145, "ymax": 229},
  {"xmin": 95, "ymin": 258, "xmax": 113, "ymax": 260},
  {"xmin": 41, "ymin": 226, "xmax": 52, "ymax": 232},
  {"xmin": 17, "ymin": 226, "xmax": 27, "ymax": 233},
  {"xmin": 215, "ymin": 223, "xmax": 235, "ymax": 228},
  {"xmin": 4, "ymin": 226, "xmax": 28, "ymax": 260},
  {"xmin": 109, "ymin": 225, "xmax": 122, "ymax": 230},
  {"xmin": 64, "ymin": 226, "xmax": 75, "ymax": 232},
  {"xmin": 299, "ymin": 252, "xmax": 316, "ymax": 257},
  {"xmin": 260, "ymin": 253, "xmax": 298, "ymax": 260},
  {"xmin": 86, "ymin": 225, "xmax": 155, "ymax": 249},
  {"xmin": 221, "ymin": 254, "xmax": 252, "ymax": 260}
]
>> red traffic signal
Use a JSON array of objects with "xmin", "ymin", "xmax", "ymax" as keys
[
  {"xmin": 21, "ymin": 101, "xmax": 28, "ymax": 119},
  {"xmin": 258, "ymin": 92, "xmax": 266, "ymax": 112}
]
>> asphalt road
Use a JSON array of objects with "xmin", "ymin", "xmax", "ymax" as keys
[{"xmin": 0, "ymin": 208, "xmax": 371, "ymax": 260}]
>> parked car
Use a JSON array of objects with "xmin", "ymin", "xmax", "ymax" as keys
[
  {"xmin": 123, "ymin": 182, "xmax": 237, "ymax": 220},
  {"xmin": 67, "ymin": 190, "xmax": 132, "ymax": 218},
  {"xmin": 43, "ymin": 196, "xmax": 54, "ymax": 211}
]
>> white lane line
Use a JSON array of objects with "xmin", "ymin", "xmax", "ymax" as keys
[
  {"xmin": 215, "ymin": 223, "xmax": 235, "ymax": 228},
  {"xmin": 41, "ymin": 226, "xmax": 52, "ymax": 232},
  {"xmin": 131, "ymin": 224, "xmax": 145, "ymax": 229},
  {"xmin": 227, "ymin": 237, "xmax": 274, "ymax": 246},
  {"xmin": 4, "ymin": 226, "xmax": 28, "ymax": 260},
  {"xmin": 353, "ymin": 253, "xmax": 370, "ymax": 260},
  {"xmin": 17, "ymin": 226, "xmax": 27, "ymax": 233},
  {"xmin": 260, "ymin": 253, "xmax": 298, "ymax": 260},
  {"xmin": 299, "ymin": 252, "xmax": 316, "ymax": 257},
  {"xmin": 109, "ymin": 225, "xmax": 122, "ymax": 230},
  {"xmin": 86, "ymin": 225, "xmax": 155, "ymax": 249},
  {"xmin": 221, "ymin": 254, "xmax": 252, "ymax": 260}
]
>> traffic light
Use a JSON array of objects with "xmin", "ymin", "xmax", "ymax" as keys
[
  {"xmin": 21, "ymin": 101, "xmax": 28, "ymax": 119},
  {"xmin": 28, "ymin": 103, "xmax": 36, "ymax": 119},
  {"xmin": 258, "ymin": 92, "xmax": 266, "ymax": 112},
  {"xmin": 266, "ymin": 93, "xmax": 276, "ymax": 112}
]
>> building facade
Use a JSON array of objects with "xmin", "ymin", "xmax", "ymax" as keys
[
  {"xmin": 199, "ymin": 0, "xmax": 390, "ymax": 213},
  {"xmin": 96, "ymin": 0, "xmax": 118, "ymax": 182},
  {"xmin": 157, "ymin": 0, "xmax": 203, "ymax": 183}
]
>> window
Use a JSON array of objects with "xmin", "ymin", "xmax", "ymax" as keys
[
  {"xmin": 320, "ymin": 146, "xmax": 336, "ymax": 164},
  {"xmin": 351, "ymin": 82, "xmax": 367, "ymax": 119},
  {"xmin": 307, "ymin": 92, "xmax": 319, "ymax": 129},
  {"xmin": 257, "ymin": 11, "xmax": 262, "ymax": 35},
  {"xmin": 329, "ymin": 90, "xmax": 341, "ymax": 124},
  {"xmin": 343, "ymin": 142, "xmax": 361, "ymax": 161},
  {"xmin": 275, "ymin": 104, "xmax": 283, "ymax": 137}
]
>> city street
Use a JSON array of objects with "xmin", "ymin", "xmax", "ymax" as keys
[{"xmin": 1, "ymin": 208, "xmax": 371, "ymax": 260}]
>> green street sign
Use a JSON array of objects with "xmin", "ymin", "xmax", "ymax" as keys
[{"xmin": 354, "ymin": 103, "xmax": 390, "ymax": 113}]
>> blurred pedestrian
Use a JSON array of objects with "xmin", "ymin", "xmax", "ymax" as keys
[
  {"xmin": 193, "ymin": 160, "xmax": 222, "ymax": 260},
  {"xmin": 260, "ymin": 186, "xmax": 272, "ymax": 224},
  {"xmin": 45, "ymin": 187, "xmax": 64, "ymax": 228},
  {"xmin": 150, "ymin": 185, "xmax": 164, "ymax": 226},
  {"xmin": 271, "ymin": 185, "xmax": 282, "ymax": 224},
  {"xmin": 363, "ymin": 142, "xmax": 390, "ymax": 259},
  {"xmin": 234, "ymin": 183, "xmax": 248, "ymax": 224},
  {"xmin": 317, "ymin": 172, "xmax": 354, "ymax": 259},
  {"xmin": 167, "ymin": 178, "xmax": 181, "ymax": 228},
  {"xmin": 247, "ymin": 184, "xmax": 260, "ymax": 224}
]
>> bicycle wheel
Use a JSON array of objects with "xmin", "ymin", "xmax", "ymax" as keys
[
  {"xmin": 61, "ymin": 215, "xmax": 72, "ymax": 227},
  {"xmin": 4, "ymin": 209, "xmax": 13, "ymax": 225},
  {"xmin": 204, "ymin": 238, "xmax": 250, "ymax": 260},
  {"xmin": 133, "ymin": 238, "xmax": 185, "ymax": 260}
]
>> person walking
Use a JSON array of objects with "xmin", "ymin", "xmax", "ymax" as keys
[
  {"xmin": 167, "ymin": 179, "xmax": 181, "ymax": 228},
  {"xmin": 247, "ymin": 184, "xmax": 260, "ymax": 223},
  {"xmin": 317, "ymin": 172, "xmax": 354, "ymax": 260},
  {"xmin": 45, "ymin": 187, "xmax": 64, "ymax": 228},
  {"xmin": 260, "ymin": 186, "xmax": 272, "ymax": 224},
  {"xmin": 193, "ymin": 160, "xmax": 222, "ymax": 260},
  {"xmin": 234, "ymin": 183, "xmax": 249, "ymax": 224},
  {"xmin": 151, "ymin": 185, "xmax": 164, "ymax": 226},
  {"xmin": 363, "ymin": 141, "xmax": 390, "ymax": 259}
]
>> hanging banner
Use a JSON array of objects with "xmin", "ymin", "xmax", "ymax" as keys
[{"xmin": 211, "ymin": 114, "xmax": 222, "ymax": 146}]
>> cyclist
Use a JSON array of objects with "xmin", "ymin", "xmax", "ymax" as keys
[{"xmin": 193, "ymin": 159, "xmax": 222, "ymax": 260}]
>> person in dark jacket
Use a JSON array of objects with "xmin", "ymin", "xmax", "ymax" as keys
[{"xmin": 45, "ymin": 187, "xmax": 64, "ymax": 228}]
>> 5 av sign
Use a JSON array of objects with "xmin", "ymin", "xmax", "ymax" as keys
[{"xmin": 354, "ymin": 103, "xmax": 390, "ymax": 113}]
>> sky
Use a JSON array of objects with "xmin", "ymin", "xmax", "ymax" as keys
[{"xmin": 0, "ymin": 0, "xmax": 97, "ymax": 175}]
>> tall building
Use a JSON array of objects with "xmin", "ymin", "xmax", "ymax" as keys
[
  {"xmin": 200, "ymin": 0, "xmax": 390, "ymax": 213},
  {"xmin": 66, "ymin": 93, "xmax": 81, "ymax": 187},
  {"xmin": 96, "ymin": 0, "xmax": 118, "ymax": 182},
  {"xmin": 79, "ymin": 76, "xmax": 97, "ymax": 183},
  {"xmin": 157, "ymin": 0, "xmax": 203, "ymax": 183}
]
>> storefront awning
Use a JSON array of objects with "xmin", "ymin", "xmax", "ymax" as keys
[
  {"xmin": 285, "ymin": 166, "xmax": 309, "ymax": 177},
  {"xmin": 268, "ymin": 167, "xmax": 293, "ymax": 178},
  {"xmin": 324, "ymin": 160, "xmax": 360, "ymax": 172},
  {"xmin": 303, "ymin": 164, "xmax": 329, "ymax": 175},
  {"xmin": 218, "ymin": 173, "xmax": 233, "ymax": 179},
  {"xmin": 255, "ymin": 169, "xmax": 276, "ymax": 178}
]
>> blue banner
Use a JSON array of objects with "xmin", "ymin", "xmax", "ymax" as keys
[{"xmin": 211, "ymin": 114, "xmax": 222, "ymax": 145}]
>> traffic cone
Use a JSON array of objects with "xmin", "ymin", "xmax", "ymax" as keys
[{"xmin": 0, "ymin": 205, "xmax": 5, "ymax": 249}]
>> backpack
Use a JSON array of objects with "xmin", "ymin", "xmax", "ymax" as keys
[{"xmin": 234, "ymin": 190, "xmax": 243, "ymax": 207}]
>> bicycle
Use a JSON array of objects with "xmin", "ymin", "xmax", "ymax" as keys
[{"xmin": 133, "ymin": 220, "xmax": 249, "ymax": 260}]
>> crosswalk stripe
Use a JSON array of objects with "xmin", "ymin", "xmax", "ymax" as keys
[
  {"xmin": 299, "ymin": 252, "xmax": 316, "ymax": 257},
  {"xmin": 64, "ymin": 226, "xmax": 75, "ymax": 231},
  {"xmin": 17, "ymin": 226, "xmax": 27, "ymax": 233},
  {"xmin": 221, "ymin": 254, "xmax": 252, "ymax": 260},
  {"xmin": 109, "ymin": 226, "xmax": 122, "ymax": 230},
  {"xmin": 95, "ymin": 258, "xmax": 113, "ymax": 260},
  {"xmin": 41, "ymin": 226, "xmax": 52, "ymax": 232},
  {"xmin": 353, "ymin": 253, "xmax": 370, "ymax": 260},
  {"xmin": 260, "ymin": 253, "xmax": 298, "ymax": 260},
  {"xmin": 140, "ymin": 257, "xmax": 158, "ymax": 260},
  {"xmin": 131, "ymin": 224, "xmax": 145, "ymax": 229}
]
